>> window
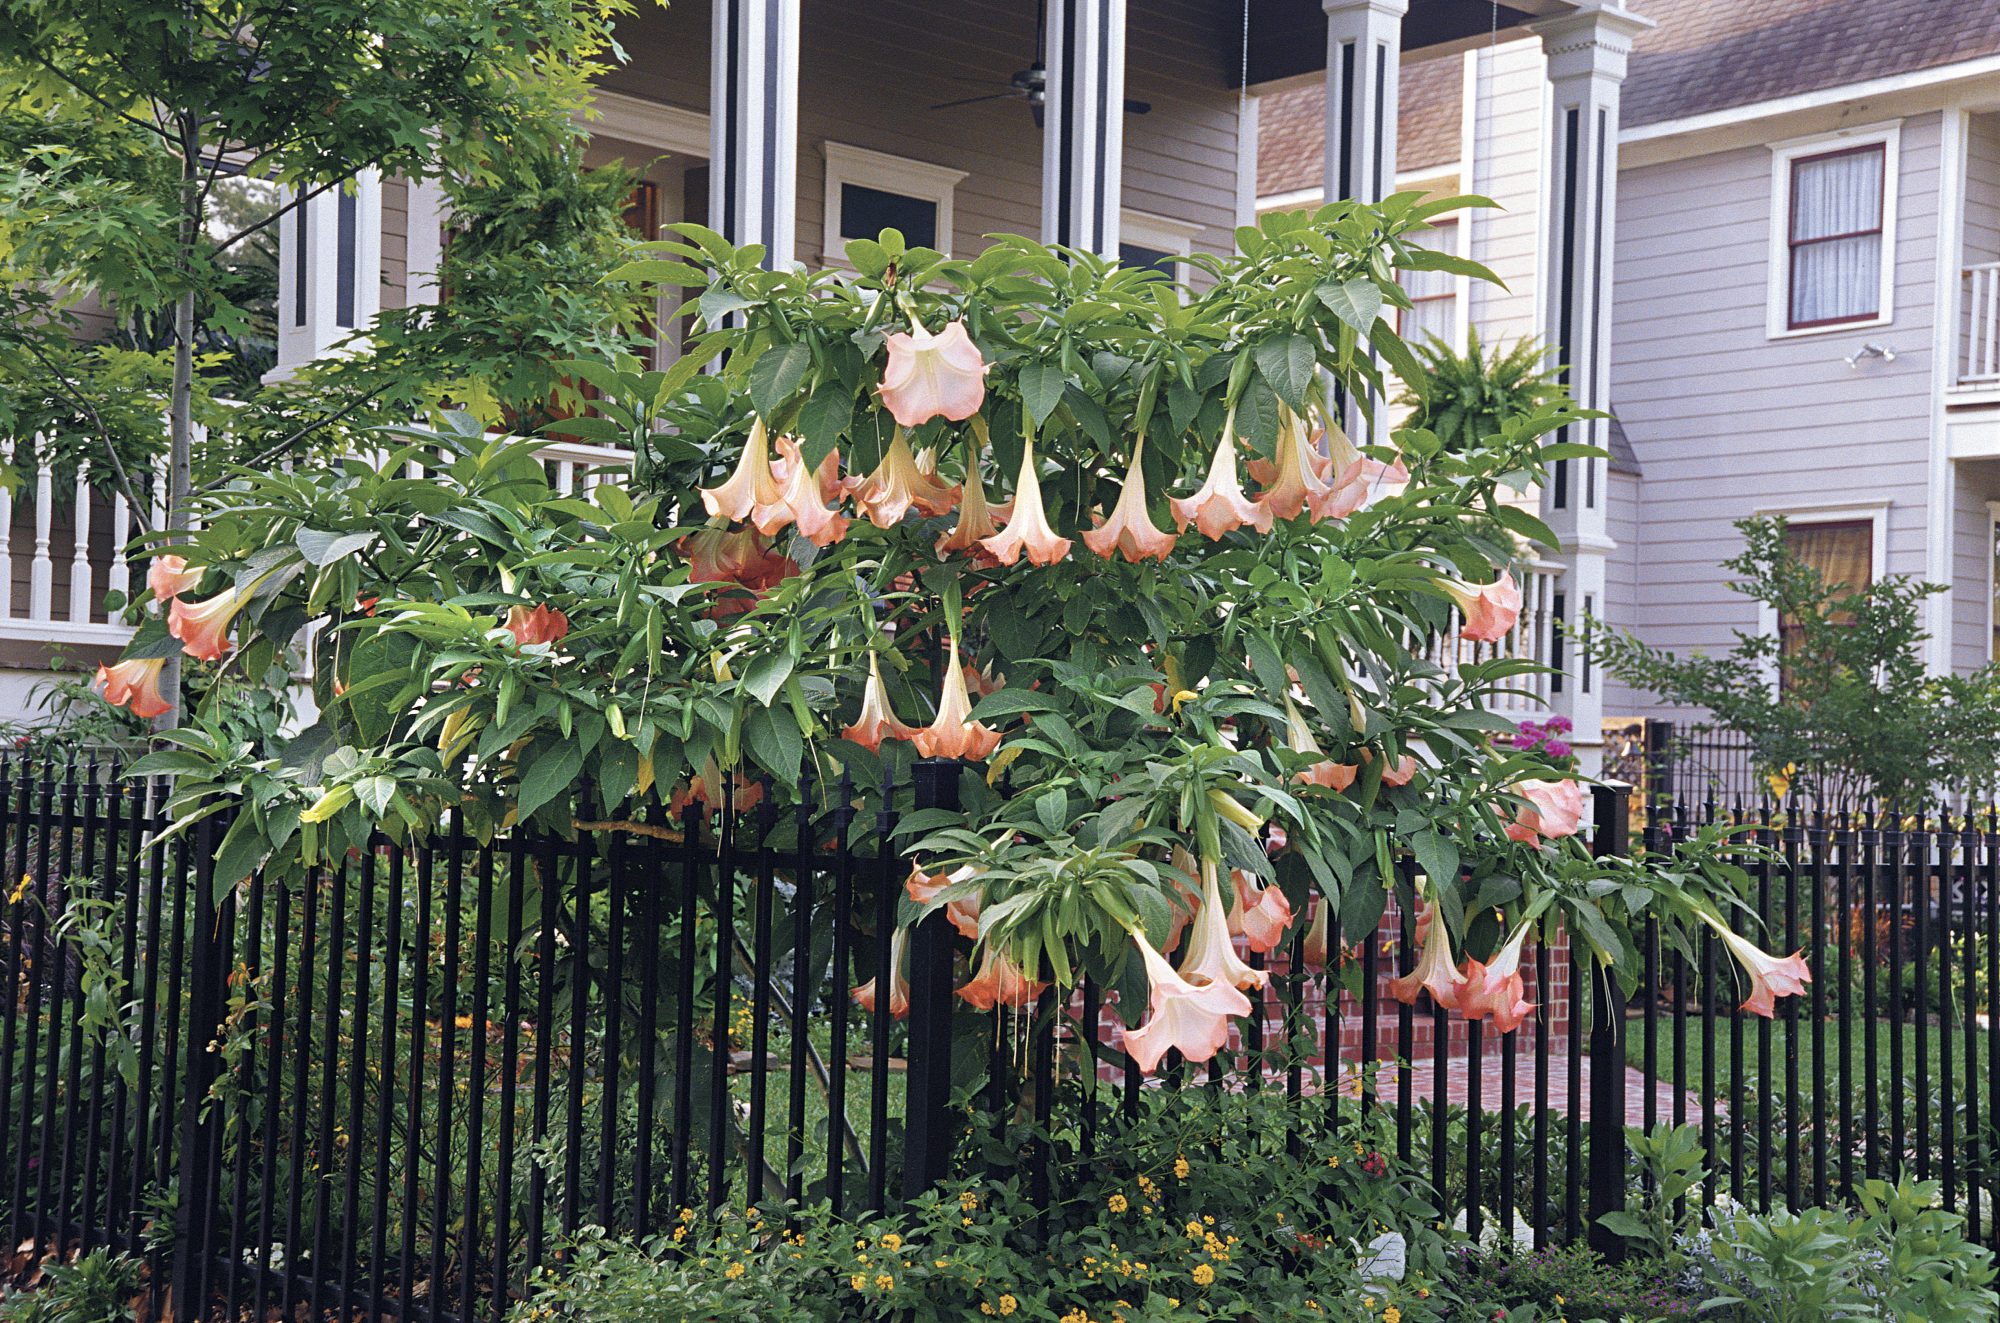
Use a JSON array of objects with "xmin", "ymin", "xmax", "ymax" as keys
[
  {"xmin": 1767, "ymin": 124, "xmax": 1898, "ymax": 337},
  {"xmin": 1119, "ymin": 243, "xmax": 1173, "ymax": 271},
  {"xmin": 1398, "ymin": 218, "xmax": 1459, "ymax": 347},
  {"xmin": 1119, "ymin": 209, "xmax": 1203, "ymax": 273},
  {"xmin": 821, "ymin": 143, "xmax": 965, "ymax": 264},
  {"xmin": 1778, "ymin": 518, "xmax": 1873, "ymax": 662}
]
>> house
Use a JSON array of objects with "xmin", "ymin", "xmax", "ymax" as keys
[
  {"xmin": 0, "ymin": 0, "xmax": 1643, "ymax": 733},
  {"xmin": 1260, "ymin": 0, "xmax": 2000, "ymax": 781}
]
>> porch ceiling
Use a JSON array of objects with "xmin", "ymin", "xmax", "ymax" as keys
[{"xmin": 1233, "ymin": 0, "xmax": 1578, "ymax": 89}]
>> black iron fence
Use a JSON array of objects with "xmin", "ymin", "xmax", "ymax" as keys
[{"xmin": 5, "ymin": 754, "xmax": 2000, "ymax": 1320}]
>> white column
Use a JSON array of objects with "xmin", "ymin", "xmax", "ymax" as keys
[
  {"xmin": 68, "ymin": 462, "xmax": 92, "ymax": 624},
  {"xmin": 709, "ymin": 0, "xmax": 801, "ymax": 267},
  {"xmin": 29, "ymin": 436, "xmax": 52, "ymax": 623},
  {"xmin": 1040, "ymin": 0, "xmax": 1127, "ymax": 257},
  {"xmin": 1530, "ymin": 2, "xmax": 1652, "ymax": 775},
  {"xmin": 272, "ymin": 170, "xmax": 383, "ymax": 375}
]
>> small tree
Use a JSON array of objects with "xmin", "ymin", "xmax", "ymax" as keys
[{"xmin": 1590, "ymin": 515, "xmax": 2000, "ymax": 808}]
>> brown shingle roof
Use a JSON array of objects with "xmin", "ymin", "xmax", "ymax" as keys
[
  {"xmin": 1257, "ymin": 54, "xmax": 1463, "ymax": 200},
  {"xmin": 1625, "ymin": 0, "xmax": 2000, "ymax": 128}
]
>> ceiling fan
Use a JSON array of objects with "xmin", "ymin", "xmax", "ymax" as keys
[{"xmin": 927, "ymin": 0, "xmax": 1152, "ymax": 126}]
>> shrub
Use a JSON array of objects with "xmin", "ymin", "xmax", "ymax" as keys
[{"xmin": 0, "ymin": 1250, "xmax": 140, "ymax": 1323}]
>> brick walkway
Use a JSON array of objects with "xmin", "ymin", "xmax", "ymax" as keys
[{"xmin": 1306, "ymin": 1055, "xmax": 1709, "ymax": 1125}]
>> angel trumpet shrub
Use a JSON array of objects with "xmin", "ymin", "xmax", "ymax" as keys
[
  {"xmin": 93, "ymin": 658, "xmax": 170, "ymax": 720},
  {"xmin": 1229, "ymin": 868, "xmax": 1294, "ymax": 955},
  {"xmin": 1081, "ymin": 436, "xmax": 1176, "ymax": 562},
  {"xmin": 1180, "ymin": 859, "xmax": 1268, "ymax": 992},
  {"xmin": 1171, "ymin": 431, "xmax": 1273, "ymax": 540},
  {"xmin": 755, "ymin": 436, "xmax": 850, "ymax": 546},
  {"xmin": 851, "ymin": 927, "xmax": 910, "ymax": 1018},
  {"xmin": 147, "ymin": 554, "xmax": 201, "ymax": 603},
  {"xmin": 843, "ymin": 652, "xmax": 919, "ymax": 752},
  {"xmin": 1388, "ymin": 894, "xmax": 1465, "ymax": 1009},
  {"xmin": 1699, "ymin": 910, "xmax": 1811, "ymax": 1018},
  {"xmin": 1456, "ymin": 921, "xmax": 1535, "ymax": 1033},
  {"xmin": 1120, "ymin": 925, "xmax": 1252, "ymax": 1074},
  {"xmin": 956, "ymin": 943, "xmax": 1046, "ymax": 1010},
  {"xmin": 980, "ymin": 433, "xmax": 1072, "ymax": 566},
  {"xmin": 853, "ymin": 429, "xmax": 959, "ymax": 527},
  {"xmin": 504, "ymin": 604, "xmax": 569, "ymax": 647},
  {"xmin": 1442, "ymin": 570, "xmax": 1523, "ymax": 644},
  {"xmin": 700, "ymin": 417, "xmax": 783, "ymax": 521},
  {"xmin": 877, "ymin": 318, "xmax": 988, "ymax": 427},
  {"xmin": 1503, "ymin": 777, "xmax": 1586, "ymax": 844},
  {"xmin": 912, "ymin": 639, "xmax": 1002, "ymax": 760},
  {"xmin": 168, "ymin": 583, "xmax": 256, "ymax": 662}
]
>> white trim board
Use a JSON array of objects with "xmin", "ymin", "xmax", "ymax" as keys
[
  {"xmin": 820, "ymin": 141, "xmax": 966, "ymax": 265},
  {"xmin": 581, "ymin": 90, "xmax": 709, "ymax": 158}
]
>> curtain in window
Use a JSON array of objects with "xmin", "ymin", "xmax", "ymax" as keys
[
  {"xmin": 1779, "ymin": 519, "xmax": 1872, "ymax": 662},
  {"xmin": 1400, "ymin": 220, "xmax": 1458, "ymax": 346},
  {"xmin": 1789, "ymin": 148, "xmax": 1883, "ymax": 326}
]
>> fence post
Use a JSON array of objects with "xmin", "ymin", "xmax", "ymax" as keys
[
  {"xmin": 1588, "ymin": 782, "xmax": 1633, "ymax": 1261},
  {"xmin": 901, "ymin": 758, "xmax": 962, "ymax": 1202},
  {"xmin": 1643, "ymin": 719, "xmax": 1675, "ymax": 818},
  {"xmin": 170, "ymin": 812, "xmax": 227, "ymax": 1320}
]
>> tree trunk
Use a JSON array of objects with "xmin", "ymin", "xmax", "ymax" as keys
[{"xmin": 157, "ymin": 114, "xmax": 200, "ymax": 732}]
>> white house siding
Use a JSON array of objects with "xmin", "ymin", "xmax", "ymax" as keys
[
  {"xmin": 1608, "ymin": 112, "xmax": 1945, "ymax": 717},
  {"xmin": 1467, "ymin": 36, "xmax": 1545, "ymax": 352}
]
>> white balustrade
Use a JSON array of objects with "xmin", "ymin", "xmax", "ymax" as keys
[
  {"xmin": 1423, "ymin": 560, "xmax": 1563, "ymax": 718},
  {"xmin": 1962, "ymin": 262, "xmax": 2000, "ymax": 387},
  {"xmin": 0, "ymin": 432, "xmax": 145, "ymax": 646}
]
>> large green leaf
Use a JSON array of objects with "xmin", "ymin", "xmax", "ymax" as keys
[
  {"xmin": 1253, "ymin": 333, "xmax": 1318, "ymax": 411},
  {"xmin": 516, "ymin": 740, "xmax": 584, "ymax": 823},
  {"xmin": 1019, "ymin": 363, "xmax": 1066, "ymax": 426},
  {"xmin": 749, "ymin": 342, "xmax": 812, "ymax": 417},
  {"xmin": 1316, "ymin": 278, "xmax": 1383, "ymax": 334}
]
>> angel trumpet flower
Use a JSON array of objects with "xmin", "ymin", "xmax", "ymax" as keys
[
  {"xmin": 1301, "ymin": 897, "xmax": 1331, "ymax": 969},
  {"xmin": 669, "ymin": 756, "xmax": 766, "ymax": 818},
  {"xmin": 851, "ymin": 927, "xmax": 910, "ymax": 1018},
  {"xmin": 1456, "ymin": 921, "xmax": 1535, "ymax": 1033},
  {"xmin": 912, "ymin": 639, "xmax": 1002, "ymax": 760},
  {"xmin": 1388, "ymin": 893, "xmax": 1465, "ymax": 1009},
  {"xmin": 755, "ymin": 436, "xmax": 850, "ymax": 546},
  {"xmin": 1171, "ymin": 430, "xmax": 1273, "ymax": 540},
  {"xmin": 168, "ymin": 583, "xmax": 256, "ymax": 662},
  {"xmin": 1442, "ymin": 570, "xmax": 1523, "ymax": 644},
  {"xmin": 1229, "ymin": 868, "xmax": 1294, "ymax": 955},
  {"xmin": 843, "ymin": 652, "xmax": 919, "ymax": 751},
  {"xmin": 147, "ymin": 554, "xmax": 201, "ymax": 603},
  {"xmin": 853, "ymin": 429, "xmax": 959, "ymax": 528},
  {"xmin": 1285, "ymin": 700, "xmax": 1357, "ymax": 790},
  {"xmin": 1503, "ymin": 778, "xmax": 1586, "ymax": 844},
  {"xmin": 93, "ymin": 658, "xmax": 170, "ymax": 720},
  {"xmin": 956, "ymin": 943, "xmax": 1047, "ymax": 1010},
  {"xmin": 504, "ymin": 604, "xmax": 569, "ymax": 647},
  {"xmin": 1254, "ymin": 420, "xmax": 1338, "ymax": 523},
  {"xmin": 980, "ymin": 433, "xmax": 1072, "ymax": 566},
  {"xmin": 1120, "ymin": 925, "xmax": 1252, "ymax": 1074},
  {"xmin": 903, "ymin": 861, "xmax": 984, "ymax": 939},
  {"xmin": 1179, "ymin": 859, "xmax": 1268, "ymax": 992},
  {"xmin": 1698, "ymin": 910, "xmax": 1812, "ymax": 1018},
  {"xmin": 1082, "ymin": 436, "xmax": 1177, "ymax": 562},
  {"xmin": 700, "ymin": 418, "xmax": 784, "ymax": 522},
  {"xmin": 682, "ymin": 527, "xmax": 798, "ymax": 617},
  {"xmin": 935, "ymin": 437, "xmax": 1010, "ymax": 560},
  {"xmin": 878, "ymin": 318, "xmax": 989, "ymax": 428}
]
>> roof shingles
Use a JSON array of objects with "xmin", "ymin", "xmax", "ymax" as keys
[{"xmin": 1257, "ymin": 53, "xmax": 1463, "ymax": 200}]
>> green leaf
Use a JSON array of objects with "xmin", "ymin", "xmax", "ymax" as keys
[
  {"xmin": 744, "ymin": 705, "xmax": 804, "ymax": 782},
  {"xmin": 798, "ymin": 384, "xmax": 855, "ymax": 467},
  {"xmin": 1490, "ymin": 501, "xmax": 1561, "ymax": 552},
  {"xmin": 1316, "ymin": 278, "xmax": 1383, "ymax": 334},
  {"xmin": 344, "ymin": 630, "xmax": 419, "ymax": 746},
  {"xmin": 1019, "ymin": 364, "xmax": 1066, "ymax": 426},
  {"xmin": 1253, "ymin": 333, "xmax": 1317, "ymax": 410},
  {"xmin": 698, "ymin": 286, "xmax": 753, "ymax": 326},
  {"xmin": 1397, "ymin": 248, "xmax": 1503, "ymax": 287},
  {"xmin": 968, "ymin": 688, "xmax": 1061, "ymax": 721},
  {"xmin": 517, "ymin": 741, "xmax": 584, "ymax": 823},
  {"xmin": 296, "ymin": 529, "xmax": 375, "ymax": 567},
  {"xmin": 1410, "ymin": 829, "xmax": 1460, "ymax": 893},
  {"xmin": 749, "ymin": 342, "xmax": 812, "ymax": 417},
  {"xmin": 1340, "ymin": 873, "xmax": 1387, "ymax": 939},
  {"xmin": 1034, "ymin": 788, "xmax": 1067, "ymax": 835},
  {"xmin": 1370, "ymin": 319, "xmax": 1427, "ymax": 401},
  {"xmin": 742, "ymin": 650, "xmax": 794, "ymax": 708}
]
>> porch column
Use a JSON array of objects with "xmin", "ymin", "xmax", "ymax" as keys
[
  {"xmin": 271, "ymin": 170, "xmax": 382, "ymax": 376},
  {"xmin": 1040, "ymin": 0, "xmax": 1127, "ymax": 257},
  {"xmin": 709, "ymin": 0, "xmax": 800, "ymax": 267},
  {"xmin": 1530, "ymin": 2, "xmax": 1651, "ymax": 775},
  {"xmin": 1321, "ymin": 0, "xmax": 1405, "ymax": 207}
]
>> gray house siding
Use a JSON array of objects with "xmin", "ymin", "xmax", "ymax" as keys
[
  {"xmin": 1948, "ymin": 113, "xmax": 2000, "ymax": 676},
  {"xmin": 1602, "ymin": 468, "xmax": 1644, "ymax": 718},
  {"xmin": 1608, "ymin": 112, "xmax": 1945, "ymax": 717}
]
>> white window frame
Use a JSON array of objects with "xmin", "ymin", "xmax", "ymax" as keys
[
  {"xmin": 1750, "ymin": 501, "xmax": 1890, "ymax": 687},
  {"xmin": 1765, "ymin": 120, "xmax": 1900, "ymax": 340},
  {"xmin": 1119, "ymin": 208, "xmax": 1204, "ymax": 265},
  {"xmin": 820, "ymin": 142, "xmax": 966, "ymax": 266}
]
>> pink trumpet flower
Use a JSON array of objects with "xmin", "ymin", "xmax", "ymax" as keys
[
  {"xmin": 1388, "ymin": 894, "xmax": 1465, "ymax": 1009},
  {"xmin": 1172, "ymin": 431, "xmax": 1274, "ymax": 540},
  {"xmin": 903, "ymin": 860, "xmax": 983, "ymax": 940},
  {"xmin": 1229, "ymin": 868, "xmax": 1294, "ymax": 955},
  {"xmin": 168, "ymin": 584, "xmax": 255, "ymax": 662},
  {"xmin": 912, "ymin": 638, "xmax": 1002, "ymax": 761},
  {"xmin": 1503, "ymin": 778, "xmax": 1586, "ymax": 844},
  {"xmin": 956, "ymin": 943, "xmax": 1047, "ymax": 1011},
  {"xmin": 1285, "ymin": 700, "xmax": 1358, "ymax": 790},
  {"xmin": 851, "ymin": 927, "xmax": 910, "ymax": 1019},
  {"xmin": 670, "ymin": 757, "xmax": 766, "ymax": 818},
  {"xmin": 1442, "ymin": 570, "xmax": 1523, "ymax": 644},
  {"xmin": 504, "ymin": 604, "xmax": 569, "ymax": 647},
  {"xmin": 147, "ymin": 554, "xmax": 201, "ymax": 603},
  {"xmin": 877, "ymin": 319, "xmax": 989, "ymax": 428},
  {"xmin": 1180, "ymin": 859, "xmax": 1268, "ymax": 992},
  {"xmin": 980, "ymin": 433, "xmax": 1072, "ymax": 566},
  {"xmin": 93, "ymin": 658, "xmax": 170, "ymax": 720},
  {"xmin": 1254, "ymin": 421, "xmax": 1337, "ymax": 523},
  {"xmin": 1120, "ymin": 925, "xmax": 1252, "ymax": 1074},
  {"xmin": 1301, "ymin": 898, "xmax": 1331, "ymax": 969},
  {"xmin": 842, "ymin": 652, "xmax": 919, "ymax": 752},
  {"xmin": 755, "ymin": 436, "xmax": 850, "ymax": 546},
  {"xmin": 853, "ymin": 429, "xmax": 960, "ymax": 528},
  {"xmin": 1699, "ymin": 910, "xmax": 1812, "ymax": 1018},
  {"xmin": 1081, "ymin": 436, "xmax": 1177, "ymax": 562},
  {"xmin": 1455, "ymin": 922, "xmax": 1535, "ymax": 1033},
  {"xmin": 935, "ymin": 441, "xmax": 1010, "ymax": 561},
  {"xmin": 700, "ymin": 418, "xmax": 784, "ymax": 522}
]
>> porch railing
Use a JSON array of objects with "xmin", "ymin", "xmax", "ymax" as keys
[
  {"xmin": 1959, "ymin": 261, "xmax": 2000, "ymax": 388},
  {"xmin": 1424, "ymin": 558, "xmax": 1563, "ymax": 716}
]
